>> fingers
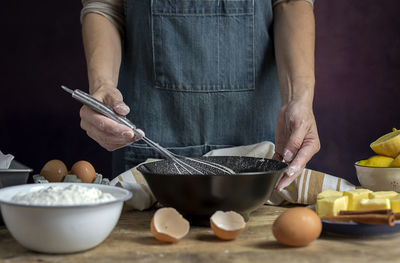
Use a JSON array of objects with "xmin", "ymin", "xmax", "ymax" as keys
[
  {"xmin": 79, "ymin": 86, "xmax": 145, "ymax": 151},
  {"xmin": 93, "ymin": 87, "xmax": 130, "ymax": 116},
  {"xmin": 289, "ymin": 137, "xmax": 320, "ymax": 175},
  {"xmin": 80, "ymin": 106, "xmax": 131, "ymax": 135},
  {"xmin": 83, "ymin": 120, "xmax": 134, "ymax": 144},
  {"xmin": 282, "ymin": 119, "xmax": 308, "ymax": 163},
  {"xmin": 275, "ymin": 174, "xmax": 297, "ymax": 192},
  {"xmin": 81, "ymin": 114, "xmax": 144, "ymax": 151},
  {"xmin": 272, "ymin": 152, "xmax": 283, "ymax": 161},
  {"xmin": 113, "ymin": 103, "xmax": 130, "ymax": 116},
  {"xmin": 276, "ymin": 130, "xmax": 320, "ymax": 191}
]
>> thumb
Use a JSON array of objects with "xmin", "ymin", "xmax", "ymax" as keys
[{"xmin": 101, "ymin": 88, "xmax": 130, "ymax": 116}]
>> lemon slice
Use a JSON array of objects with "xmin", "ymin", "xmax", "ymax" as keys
[
  {"xmin": 391, "ymin": 154, "xmax": 400, "ymax": 167},
  {"xmin": 358, "ymin": 155, "xmax": 394, "ymax": 167},
  {"xmin": 370, "ymin": 128, "xmax": 400, "ymax": 157},
  {"xmin": 357, "ymin": 159, "xmax": 368, "ymax": 166}
]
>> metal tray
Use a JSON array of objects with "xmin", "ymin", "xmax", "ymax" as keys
[{"xmin": 0, "ymin": 160, "xmax": 32, "ymax": 225}]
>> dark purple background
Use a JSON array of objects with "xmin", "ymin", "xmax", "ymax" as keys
[{"xmin": 1, "ymin": 1, "xmax": 399, "ymax": 184}]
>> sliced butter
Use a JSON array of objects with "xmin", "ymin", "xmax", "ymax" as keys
[
  {"xmin": 316, "ymin": 196, "xmax": 348, "ymax": 217},
  {"xmin": 369, "ymin": 191, "xmax": 398, "ymax": 200},
  {"xmin": 317, "ymin": 189, "xmax": 343, "ymax": 200},
  {"xmin": 359, "ymin": 198, "xmax": 391, "ymax": 210},
  {"xmin": 391, "ymin": 195, "xmax": 400, "ymax": 213},
  {"xmin": 343, "ymin": 189, "xmax": 372, "ymax": 210}
]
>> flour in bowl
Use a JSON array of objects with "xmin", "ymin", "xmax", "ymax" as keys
[{"xmin": 11, "ymin": 184, "xmax": 116, "ymax": 205}]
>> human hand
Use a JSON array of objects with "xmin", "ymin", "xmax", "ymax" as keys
[
  {"xmin": 79, "ymin": 85, "xmax": 144, "ymax": 151},
  {"xmin": 273, "ymin": 100, "xmax": 320, "ymax": 191}
]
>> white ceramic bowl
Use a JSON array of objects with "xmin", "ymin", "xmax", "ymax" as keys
[
  {"xmin": 355, "ymin": 162, "xmax": 400, "ymax": 191},
  {"xmin": 0, "ymin": 183, "xmax": 132, "ymax": 254}
]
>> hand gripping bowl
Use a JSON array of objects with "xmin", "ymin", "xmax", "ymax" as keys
[
  {"xmin": 138, "ymin": 156, "xmax": 287, "ymax": 225},
  {"xmin": 0, "ymin": 183, "xmax": 132, "ymax": 254}
]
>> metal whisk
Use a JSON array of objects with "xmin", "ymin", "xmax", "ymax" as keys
[{"xmin": 61, "ymin": 86, "xmax": 234, "ymax": 175}]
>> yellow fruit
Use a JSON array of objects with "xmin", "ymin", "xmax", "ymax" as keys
[
  {"xmin": 370, "ymin": 129, "xmax": 400, "ymax": 157},
  {"xmin": 357, "ymin": 160, "xmax": 368, "ymax": 166},
  {"xmin": 358, "ymin": 155, "xmax": 394, "ymax": 167},
  {"xmin": 390, "ymin": 154, "xmax": 400, "ymax": 167}
]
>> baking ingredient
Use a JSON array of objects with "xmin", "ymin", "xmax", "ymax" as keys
[
  {"xmin": 210, "ymin": 211, "xmax": 246, "ymax": 240},
  {"xmin": 40, "ymin": 160, "xmax": 68, "ymax": 182},
  {"xmin": 390, "ymin": 154, "xmax": 400, "ymax": 167},
  {"xmin": 343, "ymin": 189, "xmax": 372, "ymax": 210},
  {"xmin": 272, "ymin": 207, "xmax": 321, "ymax": 247},
  {"xmin": 71, "ymin": 160, "xmax": 96, "ymax": 183},
  {"xmin": 323, "ymin": 212, "xmax": 395, "ymax": 226},
  {"xmin": 317, "ymin": 189, "xmax": 343, "ymax": 200},
  {"xmin": 150, "ymin": 207, "xmax": 189, "ymax": 243},
  {"xmin": 10, "ymin": 184, "xmax": 115, "ymax": 205},
  {"xmin": 391, "ymin": 195, "xmax": 400, "ymax": 213},
  {"xmin": 370, "ymin": 128, "xmax": 400, "ymax": 158},
  {"xmin": 369, "ymin": 191, "xmax": 398, "ymax": 199},
  {"xmin": 357, "ymin": 155, "xmax": 394, "ymax": 167},
  {"xmin": 359, "ymin": 198, "xmax": 391, "ymax": 210},
  {"xmin": 316, "ymin": 196, "xmax": 348, "ymax": 217},
  {"xmin": 316, "ymin": 189, "xmax": 400, "ymax": 218}
]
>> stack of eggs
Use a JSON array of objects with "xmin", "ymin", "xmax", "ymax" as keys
[{"xmin": 34, "ymin": 160, "xmax": 109, "ymax": 185}]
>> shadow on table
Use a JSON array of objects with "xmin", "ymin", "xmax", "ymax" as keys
[
  {"xmin": 319, "ymin": 232, "xmax": 399, "ymax": 240},
  {"xmin": 129, "ymin": 236, "xmax": 173, "ymax": 246},
  {"xmin": 249, "ymin": 240, "xmax": 296, "ymax": 250},
  {"xmin": 195, "ymin": 234, "xmax": 226, "ymax": 242}
]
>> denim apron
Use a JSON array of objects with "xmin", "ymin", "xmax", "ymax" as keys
[{"xmin": 113, "ymin": 0, "xmax": 281, "ymax": 176}]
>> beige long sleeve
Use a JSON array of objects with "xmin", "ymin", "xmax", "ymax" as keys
[{"xmin": 81, "ymin": 0, "xmax": 124, "ymax": 36}]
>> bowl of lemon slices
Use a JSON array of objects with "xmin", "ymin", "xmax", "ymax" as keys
[{"xmin": 356, "ymin": 128, "xmax": 400, "ymax": 191}]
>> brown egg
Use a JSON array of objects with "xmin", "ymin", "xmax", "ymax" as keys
[
  {"xmin": 70, "ymin": 160, "xmax": 96, "ymax": 183},
  {"xmin": 210, "ymin": 211, "xmax": 246, "ymax": 240},
  {"xmin": 40, "ymin": 160, "xmax": 68, "ymax": 182},
  {"xmin": 150, "ymin": 207, "xmax": 190, "ymax": 243},
  {"xmin": 272, "ymin": 207, "xmax": 322, "ymax": 247}
]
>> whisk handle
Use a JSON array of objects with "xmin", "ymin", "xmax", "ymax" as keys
[{"xmin": 62, "ymin": 86, "xmax": 144, "ymax": 139}]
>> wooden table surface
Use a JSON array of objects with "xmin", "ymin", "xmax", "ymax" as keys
[{"xmin": 1, "ymin": 205, "xmax": 400, "ymax": 263}]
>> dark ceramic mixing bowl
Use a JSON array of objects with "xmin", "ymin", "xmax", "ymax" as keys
[{"xmin": 137, "ymin": 156, "xmax": 287, "ymax": 225}]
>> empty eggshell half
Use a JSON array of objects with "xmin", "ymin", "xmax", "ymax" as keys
[
  {"xmin": 151, "ymin": 207, "xmax": 190, "ymax": 243},
  {"xmin": 210, "ymin": 211, "xmax": 246, "ymax": 240}
]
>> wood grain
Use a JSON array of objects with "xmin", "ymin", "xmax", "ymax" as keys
[{"xmin": 1, "ymin": 205, "xmax": 400, "ymax": 263}]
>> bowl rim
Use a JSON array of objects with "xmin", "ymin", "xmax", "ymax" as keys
[
  {"xmin": 138, "ymin": 166, "xmax": 288, "ymax": 176},
  {"xmin": 0, "ymin": 183, "xmax": 132, "ymax": 209},
  {"xmin": 138, "ymin": 157, "xmax": 288, "ymax": 176},
  {"xmin": 354, "ymin": 161, "xmax": 400, "ymax": 169}
]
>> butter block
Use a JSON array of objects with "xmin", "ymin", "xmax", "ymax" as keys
[
  {"xmin": 391, "ymin": 195, "xmax": 400, "ymax": 213},
  {"xmin": 359, "ymin": 198, "xmax": 391, "ymax": 210},
  {"xmin": 352, "ymin": 189, "xmax": 373, "ymax": 194},
  {"xmin": 343, "ymin": 189, "xmax": 372, "ymax": 210},
  {"xmin": 369, "ymin": 191, "xmax": 398, "ymax": 200},
  {"xmin": 317, "ymin": 189, "xmax": 343, "ymax": 200},
  {"xmin": 316, "ymin": 196, "xmax": 349, "ymax": 217}
]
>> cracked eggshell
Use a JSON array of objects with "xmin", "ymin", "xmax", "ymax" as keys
[
  {"xmin": 150, "ymin": 207, "xmax": 190, "ymax": 243},
  {"xmin": 210, "ymin": 211, "xmax": 246, "ymax": 240}
]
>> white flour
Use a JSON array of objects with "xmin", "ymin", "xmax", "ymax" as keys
[{"xmin": 11, "ymin": 184, "xmax": 116, "ymax": 205}]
